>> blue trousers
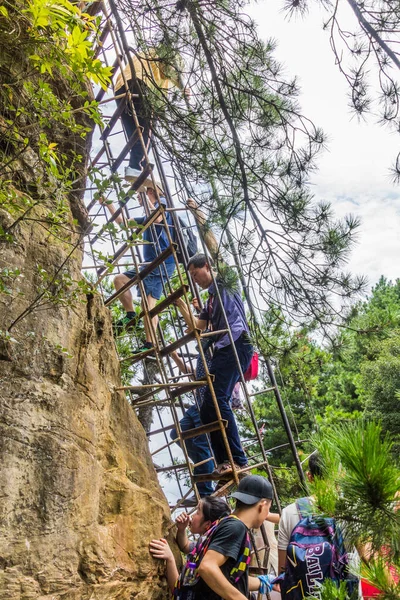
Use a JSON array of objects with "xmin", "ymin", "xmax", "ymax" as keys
[
  {"xmin": 170, "ymin": 404, "xmax": 215, "ymax": 496},
  {"xmin": 200, "ymin": 333, "xmax": 253, "ymax": 466},
  {"xmin": 116, "ymin": 81, "xmax": 151, "ymax": 170}
]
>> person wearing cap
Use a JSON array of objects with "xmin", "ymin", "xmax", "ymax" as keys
[
  {"xmin": 193, "ymin": 475, "xmax": 275, "ymax": 600},
  {"xmin": 98, "ymin": 187, "xmax": 175, "ymax": 351}
]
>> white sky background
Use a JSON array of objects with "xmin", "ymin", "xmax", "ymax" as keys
[{"xmin": 248, "ymin": 0, "xmax": 400, "ymax": 290}]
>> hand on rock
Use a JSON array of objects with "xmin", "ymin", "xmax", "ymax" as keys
[{"xmin": 149, "ymin": 538, "xmax": 174, "ymax": 562}]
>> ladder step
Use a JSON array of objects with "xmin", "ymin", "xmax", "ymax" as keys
[
  {"xmin": 110, "ymin": 130, "xmax": 140, "ymax": 173},
  {"xmin": 169, "ymin": 380, "xmax": 209, "ymax": 400},
  {"xmin": 119, "ymin": 380, "xmax": 207, "ymax": 393},
  {"xmin": 146, "ymin": 423, "xmax": 175, "ymax": 436},
  {"xmin": 120, "ymin": 347, "xmax": 155, "ymax": 365},
  {"xmin": 133, "ymin": 284, "xmax": 189, "ymax": 323},
  {"xmin": 100, "ymin": 97, "xmax": 127, "ymax": 140},
  {"xmin": 129, "ymin": 380, "xmax": 208, "ymax": 406},
  {"xmin": 104, "ymin": 245, "xmax": 175, "ymax": 306},
  {"xmin": 193, "ymin": 459, "xmax": 270, "ymax": 483},
  {"xmin": 155, "ymin": 463, "xmax": 188, "ymax": 474},
  {"xmin": 180, "ymin": 419, "xmax": 227, "ymax": 441},
  {"xmin": 96, "ymin": 204, "xmax": 163, "ymax": 278},
  {"xmin": 159, "ymin": 329, "xmax": 199, "ymax": 358},
  {"xmin": 90, "ymin": 144, "xmax": 106, "ymax": 169}
]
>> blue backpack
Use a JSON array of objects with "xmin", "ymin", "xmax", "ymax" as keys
[{"xmin": 279, "ymin": 498, "xmax": 359, "ymax": 599}]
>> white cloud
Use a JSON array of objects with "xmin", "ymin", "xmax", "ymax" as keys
[{"xmin": 249, "ymin": 1, "xmax": 400, "ymax": 289}]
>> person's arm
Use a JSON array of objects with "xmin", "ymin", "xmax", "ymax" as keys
[
  {"xmin": 277, "ymin": 508, "xmax": 290, "ymax": 574},
  {"xmin": 145, "ymin": 189, "xmax": 164, "ymax": 223},
  {"xmin": 149, "ymin": 538, "xmax": 179, "ymax": 594},
  {"xmin": 174, "ymin": 297, "xmax": 207, "ymax": 332},
  {"xmin": 248, "ymin": 576, "xmax": 262, "ymax": 592},
  {"xmin": 278, "ymin": 549, "xmax": 287, "ymax": 575},
  {"xmin": 265, "ymin": 512, "xmax": 280, "ymax": 525},
  {"xmin": 186, "ymin": 198, "xmax": 220, "ymax": 261},
  {"xmin": 197, "ymin": 550, "xmax": 247, "ymax": 600},
  {"xmin": 98, "ymin": 196, "xmax": 123, "ymax": 225},
  {"xmin": 248, "ymin": 575, "xmax": 273, "ymax": 594},
  {"xmin": 98, "ymin": 196, "xmax": 143, "ymax": 229},
  {"xmin": 175, "ymin": 512, "xmax": 191, "ymax": 554}
]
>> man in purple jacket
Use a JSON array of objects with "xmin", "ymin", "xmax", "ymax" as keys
[{"xmin": 177, "ymin": 254, "xmax": 253, "ymax": 476}]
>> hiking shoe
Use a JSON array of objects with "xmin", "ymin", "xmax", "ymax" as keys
[
  {"xmin": 124, "ymin": 166, "xmax": 141, "ymax": 182},
  {"xmin": 130, "ymin": 341, "xmax": 154, "ymax": 355},
  {"xmin": 212, "ymin": 462, "xmax": 248, "ymax": 479},
  {"xmin": 180, "ymin": 494, "xmax": 198, "ymax": 508},
  {"xmin": 113, "ymin": 315, "xmax": 134, "ymax": 335}
]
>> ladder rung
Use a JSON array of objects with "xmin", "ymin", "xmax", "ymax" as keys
[
  {"xmin": 250, "ymin": 387, "xmax": 275, "ymax": 397},
  {"xmin": 155, "ymin": 463, "xmax": 188, "ymax": 474},
  {"xmin": 180, "ymin": 419, "xmax": 227, "ymax": 441},
  {"xmin": 135, "ymin": 284, "xmax": 189, "ymax": 322},
  {"xmin": 119, "ymin": 380, "xmax": 207, "ymax": 392},
  {"xmin": 169, "ymin": 379, "xmax": 210, "ymax": 400},
  {"xmin": 110, "ymin": 130, "xmax": 140, "ymax": 172},
  {"xmin": 121, "ymin": 347, "xmax": 155, "ymax": 365},
  {"xmin": 90, "ymin": 144, "xmax": 106, "ymax": 169},
  {"xmin": 100, "ymin": 97, "xmax": 127, "ymax": 140},
  {"xmin": 159, "ymin": 330, "xmax": 199, "ymax": 358},
  {"xmin": 193, "ymin": 459, "xmax": 270, "ymax": 483},
  {"xmin": 146, "ymin": 423, "xmax": 175, "ymax": 436},
  {"xmin": 105, "ymin": 244, "xmax": 175, "ymax": 306},
  {"xmin": 156, "ymin": 454, "xmax": 215, "ymax": 474},
  {"xmin": 129, "ymin": 380, "xmax": 208, "ymax": 406},
  {"xmin": 96, "ymin": 203, "xmax": 163, "ymax": 277}
]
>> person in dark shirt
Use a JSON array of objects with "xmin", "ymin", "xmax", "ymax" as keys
[
  {"xmin": 149, "ymin": 496, "xmax": 231, "ymax": 594},
  {"xmin": 149, "ymin": 475, "xmax": 274, "ymax": 600},
  {"xmin": 99, "ymin": 187, "xmax": 175, "ymax": 351},
  {"xmin": 195, "ymin": 475, "xmax": 274, "ymax": 600},
  {"xmin": 175, "ymin": 253, "xmax": 253, "ymax": 476}
]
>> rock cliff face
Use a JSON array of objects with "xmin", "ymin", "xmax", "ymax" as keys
[
  {"xmin": 0, "ymin": 204, "xmax": 174, "ymax": 599},
  {"xmin": 0, "ymin": 4, "xmax": 175, "ymax": 598}
]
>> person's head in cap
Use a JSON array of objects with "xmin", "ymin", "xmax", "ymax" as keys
[{"xmin": 231, "ymin": 474, "xmax": 273, "ymax": 529}]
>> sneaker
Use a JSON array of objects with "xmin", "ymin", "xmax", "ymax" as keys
[
  {"xmin": 131, "ymin": 341, "xmax": 154, "ymax": 355},
  {"xmin": 212, "ymin": 462, "xmax": 248, "ymax": 479},
  {"xmin": 124, "ymin": 166, "xmax": 141, "ymax": 182},
  {"xmin": 180, "ymin": 494, "xmax": 198, "ymax": 508},
  {"xmin": 113, "ymin": 315, "xmax": 134, "ymax": 335}
]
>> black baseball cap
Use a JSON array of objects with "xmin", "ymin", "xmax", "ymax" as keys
[{"xmin": 231, "ymin": 475, "xmax": 273, "ymax": 504}]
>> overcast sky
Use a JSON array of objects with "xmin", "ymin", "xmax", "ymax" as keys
[{"xmin": 249, "ymin": 1, "xmax": 400, "ymax": 291}]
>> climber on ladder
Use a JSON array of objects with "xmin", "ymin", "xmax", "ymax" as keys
[
  {"xmin": 114, "ymin": 47, "xmax": 190, "ymax": 185},
  {"xmin": 175, "ymin": 254, "xmax": 253, "ymax": 478},
  {"xmin": 98, "ymin": 186, "xmax": 175, "ymax": 352}
]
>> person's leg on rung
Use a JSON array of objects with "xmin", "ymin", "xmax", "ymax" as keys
[
  {"xmin": 200, "ymin": 334, "xmax": 252, "ymax": 468},
  {"xmin": 116, "ymin": 80, "xmax": 151, "ymax": 179},
  {"xmin": 113, "ymin": 270, "xmax": 138, "ymax": 333},
  {"xmin": 140, "ymin": 263, "xmax": 175, "ymax": 347},
  {"xmin": 170, "ymin": 406, "xmax": 214, "ymax": 496},
  {"xmin": 114, "ymin": 272, "xmax": 135, "ymax": 313}
]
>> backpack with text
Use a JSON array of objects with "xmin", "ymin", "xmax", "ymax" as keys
[
  {"xmin": 174, "ymin": 515, "xmax": 252, "ymax": 600},
  {"xmin": 176, "ymin": 216, "xmax": 198, "ymax": 264},
  {"xmin": 279, "ymin": 498, "xmax": 359, "ymax": 600}
]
